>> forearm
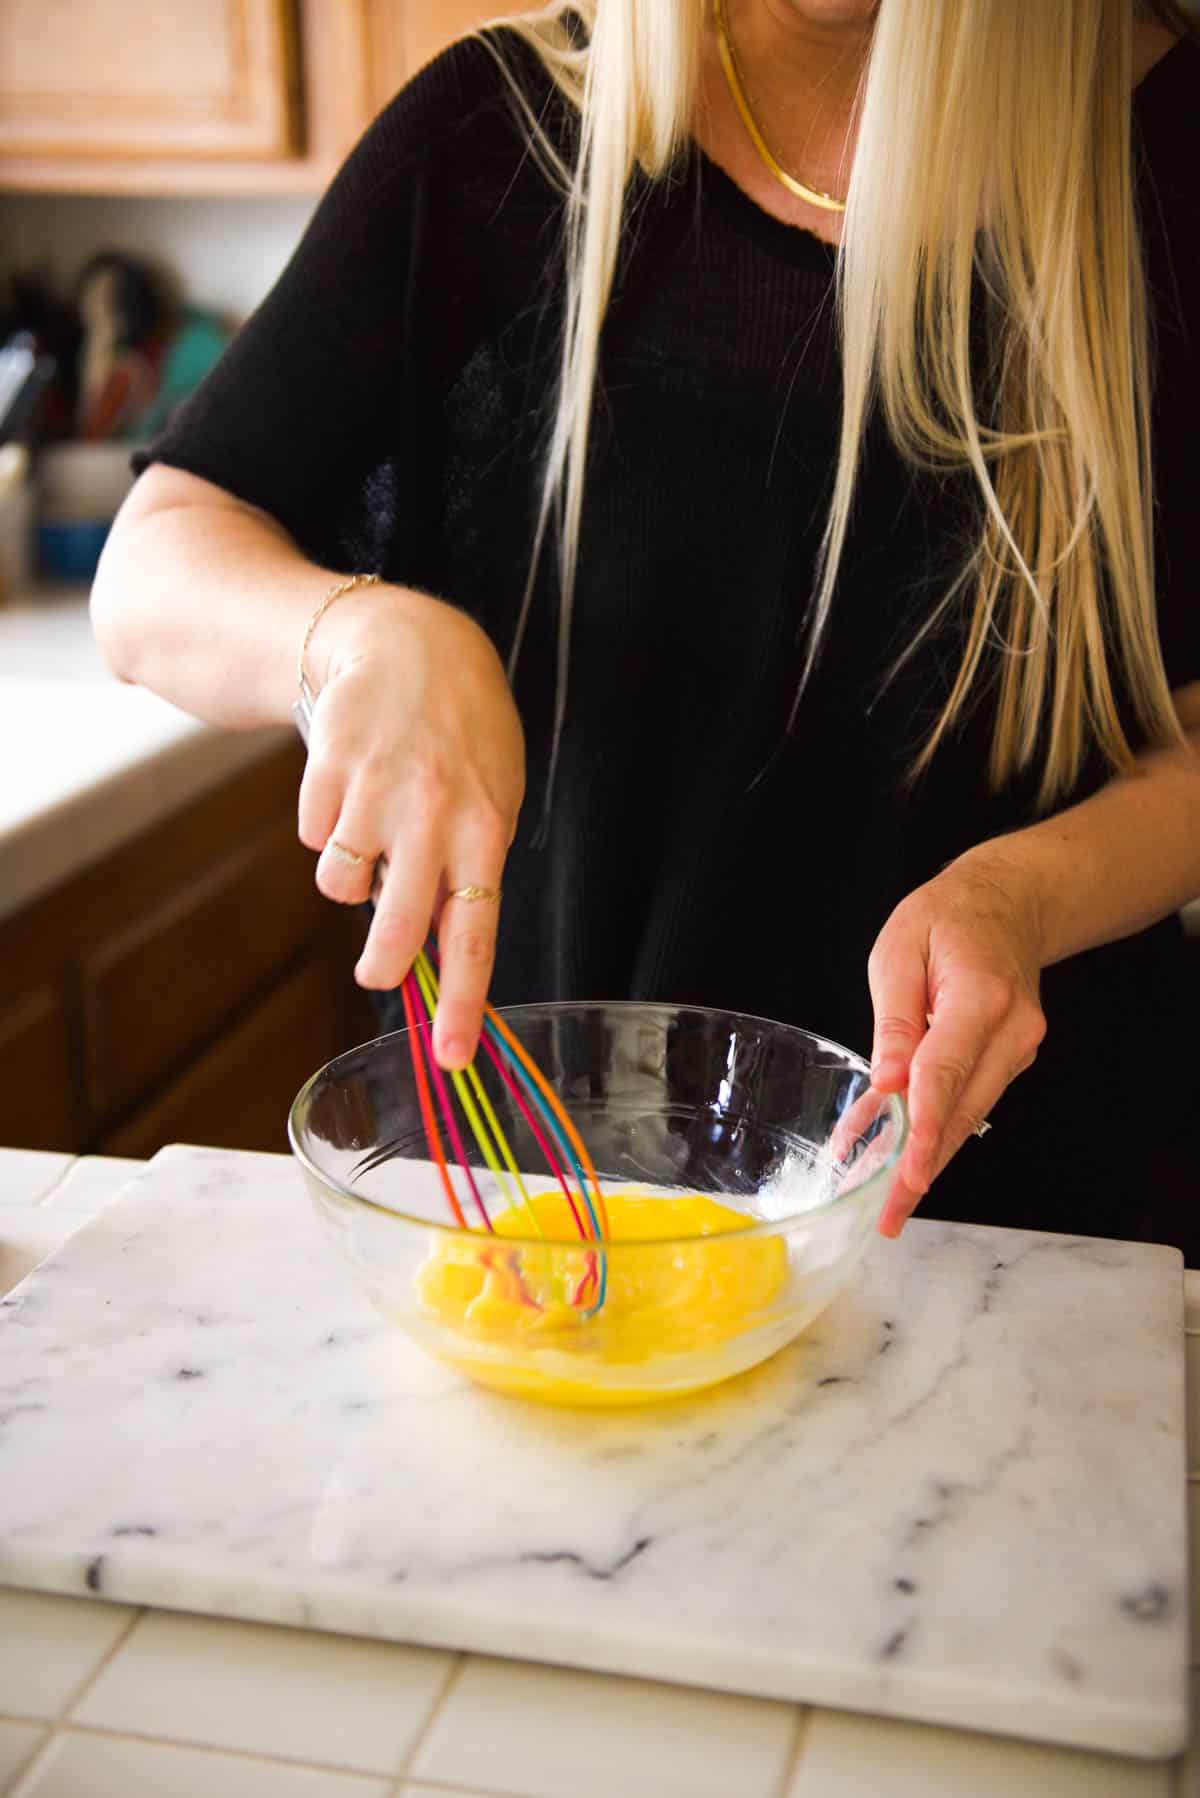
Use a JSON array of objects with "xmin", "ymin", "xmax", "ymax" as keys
[
  {"xmin": 92, "ymin": 466, "xmax": 358, "ymax": 730},
  {"xmin": 955, "ymin": 714, "xmax": 1200, "ymax": 967}
]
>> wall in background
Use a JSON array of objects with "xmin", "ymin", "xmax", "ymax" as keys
[
  {"xmin": 0, "ymin": 191, "xmax": 315, "ymax": 322},
  {"xmin": 0, "ymin": 10, "xmax": 1194, "ymax": 325}
]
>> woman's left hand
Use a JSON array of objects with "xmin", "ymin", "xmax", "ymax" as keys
[{"xmin": 867, "ymin": 849, "xmax": 1048, "ymax": 1237}]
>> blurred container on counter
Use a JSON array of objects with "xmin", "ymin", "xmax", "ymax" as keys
[
  {"xmin": 0, "ymin": 444, "xmax": 34, "ymax": 602},
  {"xmin": 35, "ymin": 441, "xmax": 141, "ymax": 581},
  {"xmin": 0, "ymin": 248, "xmax": 233, "ymax": 588}
]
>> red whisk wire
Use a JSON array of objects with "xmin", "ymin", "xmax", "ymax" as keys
[
  {"xmin": 400, "ymin": 978, "xmax": 467, "ymax": 1231},
  {"xmin": 405, "ymin": 971, "xmax": 493, "ymax": 1233}
]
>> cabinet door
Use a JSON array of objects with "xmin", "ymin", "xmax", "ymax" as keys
[
  {"xmin": 0, "ymin": 982, "xmax": 83, "ymax": 1154},
  {"xmin": 371, "ymin": 0, "xmax": 539, "ymax": 104},
  {"xmin": 0, "ymin": 0, "xmax": 300, "ymax": 160},
  {"xmin": 101, "ymin": 949, "xmax": 347, "ymax": 1159}
]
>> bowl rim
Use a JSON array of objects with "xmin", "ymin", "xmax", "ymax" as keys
[{"xmin": 287, "ymin": 999, "xmax": 910, "ymax": 1247}]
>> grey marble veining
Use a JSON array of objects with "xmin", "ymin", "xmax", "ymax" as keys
[{"xmin": 0, "ymin": 1144, "xmax": 1187, "ymax": 1758}]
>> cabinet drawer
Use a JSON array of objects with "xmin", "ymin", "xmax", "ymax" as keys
[
  {"xmin": 101, "ymin": 948, "xmax": 345, "ymax": 1159},
  {"xmin": 82, "ymin": 818, "xmax": 326, "ymax": 1122},
  {"xmin": 0, "ymin": 981, "xmax": 82, "ymax": 1153}
]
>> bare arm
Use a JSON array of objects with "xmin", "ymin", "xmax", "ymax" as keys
[
  {"xmin": 967, "ymin": 683, "xmax": 1200, "ymax": 966},
  {"xmin": 868, "ymin": 681, "xmax": 1200, "ymax": 1231},
  {"xmin": 93, "ymin": 465, "xmax": 526, "ymax": 1066},
  {"xmin": 92, "ymin": 464, "xmax": 350, "ymax": 727}
]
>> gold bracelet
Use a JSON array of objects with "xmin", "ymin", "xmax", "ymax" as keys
[{"xmin": 297, "ymin": 571, "xmax": 380, "ymax": 702}]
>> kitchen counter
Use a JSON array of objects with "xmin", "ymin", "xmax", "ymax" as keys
[
  {"xmin": 0, "ymin": 1147, "xmax": 1195, "ymax": 1797},
  {"xmin": 0, "ymin": 589, "xmax": 290, "ymax": 926},
  {"xmin": 6, "ymin": 587, "xmax": 1196, "ymax": 940}
]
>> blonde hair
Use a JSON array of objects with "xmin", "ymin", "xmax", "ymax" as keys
[{"xmin": 481, "ymin": 0, "xmax": 1184, "ymax": 812}]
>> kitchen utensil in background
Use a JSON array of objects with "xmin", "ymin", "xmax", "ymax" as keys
[
  {"xmin": 74, "ymin": 254, "xmax": 167, "ymax": 443},
  {"xmin": 0, "ymin": 333, "xmax": 55, "ymax": 447}
]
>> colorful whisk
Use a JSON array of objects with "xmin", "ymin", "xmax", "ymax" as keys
[
  {"xmin": 399, "ymin": 944, "xmax": 610, "ymax": 1314},
  {"xmin": 289, "ymin": 686, "xmax": 608, "ymax": 1309}
]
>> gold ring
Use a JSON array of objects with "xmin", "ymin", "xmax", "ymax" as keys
[
  {"xmin": 326, "ymin": 839, "xmax": 367, "ymax": 868},
  {"xmin": 447, "ymin": 885, "xmax": 502, "ymax": 903}
]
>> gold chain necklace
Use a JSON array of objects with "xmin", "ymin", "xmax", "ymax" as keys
[{"xmin": 713, "ymin": 0, "xmax": 847, "ymax": 214}]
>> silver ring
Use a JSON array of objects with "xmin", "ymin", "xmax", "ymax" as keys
[{"xmin": 974, "ymin": 1118, "xmax": 992, "ymax": 1139}]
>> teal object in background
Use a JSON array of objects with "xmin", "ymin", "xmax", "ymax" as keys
[{"xmin": 125, "ymin": 306, "xmax": 232, "ymax": 440}]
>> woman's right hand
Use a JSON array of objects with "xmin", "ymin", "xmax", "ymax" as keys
[{"xmin": 296, "ymin": 583, "xmax": 525, "ymax": 1070}]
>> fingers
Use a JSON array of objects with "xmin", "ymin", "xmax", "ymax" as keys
[
  {"xmin": 297, "ymin": 754, "xmax": 343, "ymax": 861},
  {"xmin": 867, "ymin": 926, "xmax": 929, "ymax": 1093},
  {"xmin": 291, "ymin": 599, "xmax": 524, "ymax": 1073},
  {"xmin": 900, "ymin": 985, "xmax": 997, "ymax": 1198},
  {"xmin": 877, "ymin": 1169, "xmax": 925, "ymax": 1241},
  {"xmin": 315, "ymin": 833, "xmax": 377, "ymax": 907},
  {"xmin": 355, "ymin": 825, "xmax": 443, "ymax": 992},
  {"xmin": 431, "ymin": 819, "xmax": 507, "ymax": 1070},
  {"xmin": 878, "ymin": 991, "xmax": 1044, "ymax": 1239},
  {"xmin": 901, "ymin": 978, "xmax": 1044, "ymax": 1195},
  {"xmin": 878, "ymin": 1040, "xmax": 1008, "ymax": 1239},
  {"xmin": 830, "ymin": 1088, "xmax": 881, "ymax": 1163}
]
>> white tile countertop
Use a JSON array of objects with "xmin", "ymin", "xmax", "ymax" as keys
[
  {"xmin": 0, "ymin": 1147, "xmax": 1196, "ymax": 1797},
  {"xmin": 0, "ymin": 588, "xmax": 290, "ymax": 925}
]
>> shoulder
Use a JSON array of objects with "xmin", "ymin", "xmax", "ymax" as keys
[
  {"xmin": 1133, "ymin": 36, "xmax": 1199, "ymax": 323},
  {"xmin": 354, "ymin": 27, "xmax": 576, "ymax": 200},
  {"xmin": 1132, "ymin": 15, "xmax": 1183, "ymax": 87},
  {"xmin": 1134, "ymin": 34, "xmax": 1199, "ymax": 189}
]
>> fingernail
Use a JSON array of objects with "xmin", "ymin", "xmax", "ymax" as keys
[{"xmin": 440, "ymin": 1038, "xmax": 470, "ymax": 1069}]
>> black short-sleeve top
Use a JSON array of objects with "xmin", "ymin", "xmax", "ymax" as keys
[{"xmin": 139, "ymin": 32, "xmax": 1200, "ymax": 1253}]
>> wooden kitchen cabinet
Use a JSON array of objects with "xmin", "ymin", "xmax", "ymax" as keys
[
  {"xmin": 0, "ymin": 0, "xmax": 301, "ymax": 162},
  {"xmin": 0, "ymin": 741, "xmax": 376, "ymax": 1158},
  {"xmin": 0, "ymin": 0, "xmax": 538, "ymax": 197}
]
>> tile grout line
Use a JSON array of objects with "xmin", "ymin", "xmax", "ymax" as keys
[
  {"xmin": 772, "ymin": 1704, "xmax": 812, "ymax": 1798},
  {"xmin": 7, "ymin": 1732, "xmax": 59, "ymax": 1798},
  {"xmin": 389, "ymin": 1653, "xmax": 467, "ymax": 1788},
  {"xmin": 5, "ymin": 1606, "xmax": 148, "ymax": 1798},
  {"xmin": 56, "ymin": 1603, "xmax": 144, "ymax": 1722},
  {"xmin": 9, "ymin": 1719, "xmax": 402, "ymax": 1785},
  {"xmin": 0, "ymin": 1724, "xmax": 48, "ymax": 1798},
  {"xmin": 386, "ymin": 1776, "xmax": 500, "ymax": 1798}
]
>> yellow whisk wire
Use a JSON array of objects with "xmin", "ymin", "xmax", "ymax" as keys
[{"xmin": 414, "ymin": 953, "xmax": 546, "ymax": 1242}]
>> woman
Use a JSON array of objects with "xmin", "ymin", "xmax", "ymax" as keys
[{"xmin": 92, "ymin": 2, "xmax": 1200, "ymax": 1252}]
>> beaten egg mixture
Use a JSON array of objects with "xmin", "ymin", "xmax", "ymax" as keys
[{"xmin": 416, "ymin": 1188, "xmax": 789, "ymax": 1405}]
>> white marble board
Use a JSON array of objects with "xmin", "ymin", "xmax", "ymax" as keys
[{"xmin": 0, "ymin": 1144, "xmax": 1187, "ymax": 1759}]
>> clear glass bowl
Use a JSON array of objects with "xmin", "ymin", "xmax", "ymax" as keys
[{"xmin": 288, "ymin": 1002, "xmax": 907, "ymax": 1408}]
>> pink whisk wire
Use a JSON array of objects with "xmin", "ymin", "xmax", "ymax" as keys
[{"xmin": 400, "ymin": 947, "xmax": 609, "ymax": 1314}]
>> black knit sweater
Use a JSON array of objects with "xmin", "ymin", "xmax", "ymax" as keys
[{"xmin": 141, "ymin": 32, "xmax": 1200, "ymax": 1253}]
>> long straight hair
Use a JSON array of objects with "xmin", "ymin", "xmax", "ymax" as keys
[{"xmin": 481, "ymin": 1, "xmax": 1189, "ymax": 810}]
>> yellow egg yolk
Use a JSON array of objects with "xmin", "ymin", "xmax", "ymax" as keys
[{"xmin": 414, "ymin": 1189, "xmax": 789, "ymax": 1406}]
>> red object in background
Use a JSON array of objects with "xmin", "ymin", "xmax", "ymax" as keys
[{"xmin": 78, "ymin": 330, "xmax": 167, "ymax": 441}]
